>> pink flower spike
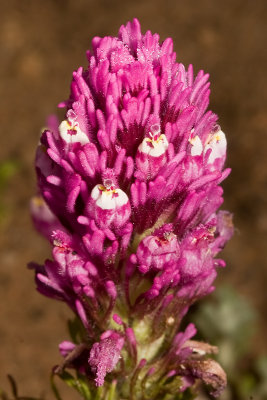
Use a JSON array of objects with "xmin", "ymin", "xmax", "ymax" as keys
[
  {"xmin": 31, "ymin": 18, "xmax": 233, "ymax": 398},
  {"xmin": 89, "ymin": 331, "xmax": 124, "ymax": 386}
]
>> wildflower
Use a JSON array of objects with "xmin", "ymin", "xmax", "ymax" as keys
[{"xmin": 31, "ymin": 18, "xmax": 233, "ymax": 398}]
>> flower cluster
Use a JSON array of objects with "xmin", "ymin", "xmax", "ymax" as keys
[{"xmin": 31, "ymin": 19, "xmax": 233, "ymax": 399}]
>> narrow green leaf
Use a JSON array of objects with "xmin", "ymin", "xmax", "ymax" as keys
[
  {"xmin": 75, "ymin": 374, "xmax": 92, "ymax": 400},
  {"xmin": 50, "ymin": 373, "xmax": 63, "ymax": 400},
  {"xmin": 55, "ymin": 370, "xmax": 92, "ymax": 400}
]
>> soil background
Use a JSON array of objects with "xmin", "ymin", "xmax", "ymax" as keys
[{"xmin": 0, "ymin": 0, "xmax": 266, "ymax": 398}]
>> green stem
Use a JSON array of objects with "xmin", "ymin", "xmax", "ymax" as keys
[
  {"xmin": 95, "ymin": 386, "xmax": 104, "ymax": 400},
  {"xmin": 107, "ymin": 380, "xmax": 117, "ymax": 400}
]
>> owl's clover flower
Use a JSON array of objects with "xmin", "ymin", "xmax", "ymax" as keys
[{"xmin": 31, "ymin": 18, "xmax": 233, "ymax": 398}]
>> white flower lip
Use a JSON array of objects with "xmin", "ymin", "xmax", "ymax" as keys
[
  {"xmin": 189, "ymin": 134, "xmax": 203, "ymax": 156},
  {"xmin": 204, "ymin": 129, "xmax": 227, "ymax": 163},
  {"xmin": 59, "ymin": 120, "xmax": 90, "ymax": 145},
  {"xmin": 139, "ymin": 133, "xmax": 169, "ymax": 157},
  {"xmin": 91, "ymin": 184, "xmax": 129, "ymax": 210}
]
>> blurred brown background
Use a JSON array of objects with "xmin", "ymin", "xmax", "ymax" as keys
[{"xmin": 0, "ymin": 0, "xmax": 266, "ymax": 397}]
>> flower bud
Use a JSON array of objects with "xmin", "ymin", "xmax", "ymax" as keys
[
  {"xmin": 89, "ymin": 331, "xmax": 124, "ymax": 386},
  {"xmin": 136, "ymin": 225, "xmax": 180, "ymax": 272}
]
